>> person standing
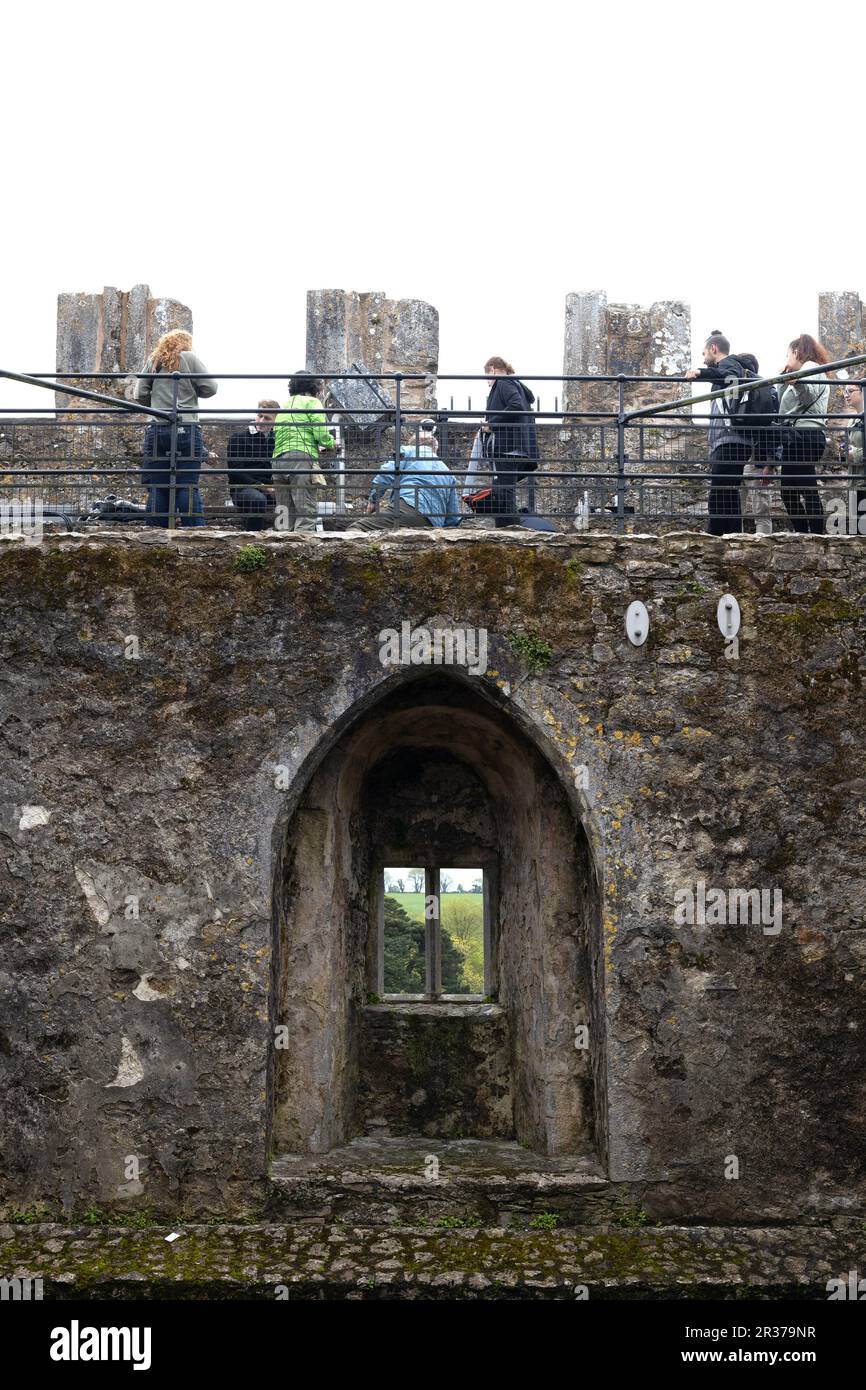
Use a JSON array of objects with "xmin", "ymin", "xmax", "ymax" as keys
[
  {"xmin": 480, "ymin": 357, "xmax": 539, "ymax": 528},
  {"xmin": 226, "ymin": 400, "xmax": 280, "ymax": 530},
  {"xmin": 134, "ymin": 330, "xmax": 217, "ymax": 527},
  {"xmin": 839, "ymin": 378, "xmax": 866, "ymax": 529},
  {"xmin": 772, "ymin": 335, "xmax": 830, "ymax": 534},
  {"xmin": 736, "ymin": 353, "xmax": 776, "ymax": 536},
  {"xmin": 685, "ymin": 331, "xmax": 751, "ymax": 535},
  {"xmin": 271, "ymin": 373, "xmax": 337, "ymax": 533}
]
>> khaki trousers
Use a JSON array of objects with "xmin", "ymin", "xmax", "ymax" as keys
[
  {"xmin": 741, "ymin": 462, "xmax": 773, "ymax": 536},
  {"xmin": 272, "ymin": 451, "xmax": 320, "ymax": 533}
]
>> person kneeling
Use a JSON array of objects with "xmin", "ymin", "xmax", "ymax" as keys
[{"xmin": 350, "ymin": 430, "xmax": 461, "ymax": 530}]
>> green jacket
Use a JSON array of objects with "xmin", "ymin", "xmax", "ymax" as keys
[{"xmin": 272, "ymin": 395, "xmax": 336, "ymax": 460}]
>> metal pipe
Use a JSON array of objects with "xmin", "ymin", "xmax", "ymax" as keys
[
  {"xmin": 616, "ymin": 376, "xmax": 626, "ymax": 532},
  {"xmin": 0, "ymin": 368, "xmax": 171, "ymax": 419},
  {"xmin": 167, "ymin": 373, "xmax": 179, "ymax": 531},
  {"xmin": 626, "ymin": 351, "xmax": 866, "ymax": 423}
]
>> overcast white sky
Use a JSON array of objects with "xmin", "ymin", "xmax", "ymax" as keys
[{"xmin": 2, "ymin": 0, "xmax": 864, "ymax": 416}]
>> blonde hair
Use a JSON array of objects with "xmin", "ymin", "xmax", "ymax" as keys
[
  {"xmin": 150, "ymin": 330, "xmax": 193, "ymax": 373},
  {"xmin": 258, "ymin": 398, "xmax": 281, "ymax": 412}
]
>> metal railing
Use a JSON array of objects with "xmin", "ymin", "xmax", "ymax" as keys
[{"xmin": 1, "ymin": 361, "xmax": 865, "ymax": 536}]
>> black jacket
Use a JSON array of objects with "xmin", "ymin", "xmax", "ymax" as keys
[
  {"xmin": 226, "ymin": 427, "xmax": 274, "ymax": 488},
  {"xmin": 484, "ymin": 376, "xmax": 539, "ymax": 465},
  {"xmin": 694, "ymin": 355, "xmax": 748, "ymax": 452}
]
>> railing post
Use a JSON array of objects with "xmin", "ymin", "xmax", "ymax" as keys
[
  {"xmin": 860, "ymin": 381, "xmax": 866, "ymax": 536},
  {"xmin": 393, "ymin": 372, "xmax": 403, "ymax": 514},
  {"xmin": 168, "ymin": 372, "xmax": 180, "ymax": 531},
  {"xmin": 616, "ymin": 375, "xmax": 627, "ymax": 533}
]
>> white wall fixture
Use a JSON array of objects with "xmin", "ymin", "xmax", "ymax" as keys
[
  {"xmin": 625, "ymin": 601, "xmax": 649, "ymax": 646},
  {"xmin": 717, "ymin": 594, "xmax": 741, "ymax": 640}
]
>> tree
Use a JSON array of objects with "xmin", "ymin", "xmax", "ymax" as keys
[
  {"xmin": 440, "ymin": 896, "xmax": 484, "ymax": 992},
  {"xmin": 383, "ymin": 896, "xmax": 466, "ymax": 994},
  {"xmin": 457, "ymin": 884, "xmax": 464, "ymax": 893},
  {"xmin": 440, "ymin": 873, "xmax": 453, "ymax": 893},
  {"xmin": 407, "ymin": 869, "xmax": 424, "ymax": 893}
]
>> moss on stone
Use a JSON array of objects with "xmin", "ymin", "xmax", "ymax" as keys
[{"xmin": 507, "ymin": 629, "xmax": 554, "ymax": 674}]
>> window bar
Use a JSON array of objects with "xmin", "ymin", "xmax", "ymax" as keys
[
  {"xmin": 425, "ymin": 865, "xmax": 441, "ymax": 1000},
  {"xmin": 482, "ymin": 865, "xmax": 494, "ymax": 998},
  {"xmin": 376, "ymin": 868, "xmax": 385, "ymax": 997}
]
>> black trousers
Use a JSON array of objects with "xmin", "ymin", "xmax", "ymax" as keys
[
  {"xmin": 231, "ymin": 486, "xmax": 271, "ymax": 531},
  {"xmin": 778, "ymin": 428, "xmax": 825, "ymax": 534},
  {"xmin": 491, "ymin": 463, "xmax": 524, "ymax": 527},
  {"xmin": 707, "ymin": 443, "xmax": 751, "ymax": 535}
]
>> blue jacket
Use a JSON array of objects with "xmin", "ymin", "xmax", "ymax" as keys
[{"xmin": 369, "ymin": 448, "xmax": 461, "ymax": 526}]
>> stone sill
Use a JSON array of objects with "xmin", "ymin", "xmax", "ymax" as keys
[{"xmin": 363, "ymin": 1001, "xmax": 504, "ymax": 1020}]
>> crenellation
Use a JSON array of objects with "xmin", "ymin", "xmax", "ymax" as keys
[
  {"xmin": 54, "ymin": 283, "xmax": 193, "ymax": 412},
  {"xmin": 563, "ymin": 291, "xmax": 691, "ymax": 417},
  {"xmin": 819, "ymin": 289, "xmax": 865, "ymax": 363},
  {"xmin": 306, "ymin": 288, "xmax": 439, "ymax": 414}
]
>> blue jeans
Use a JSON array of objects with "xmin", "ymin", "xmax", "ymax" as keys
[
  {"xmin": 145, "ymin": 486, "xmax": 204, "ymax": 526},
  {"xmin": 142, "ymin": 423, "xmax": 207, "ymax": 527}
]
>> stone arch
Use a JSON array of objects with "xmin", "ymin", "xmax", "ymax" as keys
[{"xmin": 268, "ymin": 670, "xmax": 607, "ymax": 1163}]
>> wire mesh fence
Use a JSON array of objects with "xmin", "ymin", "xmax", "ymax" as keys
[{"xmin": 1, "ymin": 366, "xmax": 864, "ymax": 536}]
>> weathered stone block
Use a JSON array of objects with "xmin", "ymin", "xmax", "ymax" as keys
[
  {"xmin": 563, "ymin": 291, "xmax": 691, "ymax": 419},
  {"xmin": 306, "ymin": 288, "xmax": 439, "ymax": 415},
  {"xmin": 357, "ymin": 1004, "xmax": 512, "ymax": 1139},
  {"xmin": 55, "ymin": 284, "xmax": 193, "ymax": 412},
  {"xmin": 819, "ymin": 290, "xmax": 864, "ymax": 363}
]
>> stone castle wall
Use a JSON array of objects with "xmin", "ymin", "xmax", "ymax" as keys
[{"xmin": 0, "ymin": 530, "xmax": 864, "ymax": 1222}]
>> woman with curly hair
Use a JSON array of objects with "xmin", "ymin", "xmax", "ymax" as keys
[{"xmin": 134, "ymin": 330, "xmax": 217, "ymax": 526}]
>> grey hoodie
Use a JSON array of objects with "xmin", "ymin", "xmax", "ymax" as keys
[{"xmin": 134, "ymin": 350, "xmax": 217, "ymax": 423}]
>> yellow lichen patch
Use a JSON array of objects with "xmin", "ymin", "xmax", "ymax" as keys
[
  {"xmin": 651, "ymin": 735, "xmax": 661, "ymax": 745},
  {"xmin": 611, "ymin": 820, "xmax": 622, "ymax": 830},
  {"xmin": 602, "ymin": 913, "xmax": 618, "ymax": 974},
  {"xmin": 578, "ymin": 714, "xmax": 590, "ymax": 725},
  {"xmin": 614, "ymin": 730, "xmax": 624, "ymax": 740},
  {"xmin": 625, "ymin": 732, "xmax": 641, "ymax": 746}
]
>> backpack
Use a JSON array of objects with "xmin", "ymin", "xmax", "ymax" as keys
[{"xmin": 727, "ymin": 359, "xmax": 779, "ymax": 442}]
